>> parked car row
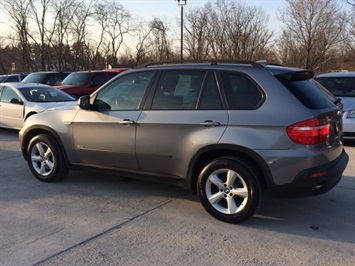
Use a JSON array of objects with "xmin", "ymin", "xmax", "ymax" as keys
[
  {"xmin": 2, "ymin": 68, "xmax": 128, "ymax": 95},
  {"xmin": 21, "ymin": 68, "xmax": 128, "ymax": 97},
  {"xmin": 0, "ymin": 68, "xmax": 129, "ymax": 129}
]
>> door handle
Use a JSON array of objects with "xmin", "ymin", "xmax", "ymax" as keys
[
  {"xmin": 198, "ymin": 120, "xmax": 221, "ymax": 127},
  {"xmin": 118, "ymin": 119, "xmax": 135, "ymax": 126}
]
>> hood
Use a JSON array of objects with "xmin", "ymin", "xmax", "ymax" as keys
[
  {"xmin": 29, "ymin": 101, "xmax": 77, "ymax": 115},
  {"xmin": 44, "ymin": 101, "xmax": 78, "ymax": 111},
  {"xmin": 56, "ymin": 84, "xmax": 80, "ymax": 90}
]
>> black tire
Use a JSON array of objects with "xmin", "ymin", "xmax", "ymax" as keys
[
  {"xmin": 27, "ymin": 134, "xmax": 69, "ymax": 182},
  {"xmin": 197, "ymin": 157, "xmax": 264, "ymax": 223}
]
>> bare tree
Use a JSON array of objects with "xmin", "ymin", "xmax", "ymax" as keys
[
  {"xmin": 279, "ymin": 0, "xmax": 347, "ymax": 70},
  {"xmin": 51, "ymin": 0, "xmax": 78, "ymax": 70},
  {"xmin": 28, "ymin": 0, "xmax": 57, "ymax": 70},
  {"xmin": 0, "ymin": 0, "xmax": 33, "ymax": 71},
  {"xmin": 184, "ymin": 7, "xmax": 210, "ymax": 59},
  {"xmin": 70, "ymin": 0, "xmax": 94, "ymax": 70},
  {"xmin": 347, "ymin": 6, "xmax": 355, "ymax": 49},
  {"xmin": 130, "ymin": 20, "xmax": 154, "ymax": 66},
  {"xmin": 149, "ymin": 18, "xmax": 172, "ymax": 61},
  {"xmin": 187, "ymin": 0, "xmax": 274, "ymax": 61},
  {"xmin": 93, "ymin": 0, "xmax": 131, "ymax": 68}
]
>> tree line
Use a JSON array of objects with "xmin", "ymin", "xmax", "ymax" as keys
[{"xmin": 0, "ymin": 0, "xmax": 354, "ymax": 75}]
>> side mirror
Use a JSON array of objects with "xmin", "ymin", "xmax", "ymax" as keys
[
  {"xmin": 10, "ymin": 98, "xmax": 23, "ymax": 105},
  {"xmin": 78, "ymin": 95, "xmax": 90, "ymax": 110}
]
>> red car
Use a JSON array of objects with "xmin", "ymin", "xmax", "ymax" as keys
[{"xmin": 56, "ymin": 69, "xmax": 128, "ymax": 98}]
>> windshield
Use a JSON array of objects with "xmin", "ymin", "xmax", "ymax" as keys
[
  {"xmin": 19, "ymin": 86, "xmax": 76, "ymax": 102},
  {"xmin": 22, "ymin": 73, "xmax": 48, "ymax": 83},
  {"xmin": 314, "ymin": 77, "xmax": 355, "ymax": 97},
  {"xmin": 61, "ymin": 73, "xmax": 91, "ymax": 86}
]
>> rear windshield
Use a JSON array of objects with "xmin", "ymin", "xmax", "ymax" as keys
[
  {"xmin": 277, "ymin": 77, "xmax": 337, "ymax": 109},
  {"xmin": 314, "ymin": 77, "xmax": 355, "ymax": 97}
]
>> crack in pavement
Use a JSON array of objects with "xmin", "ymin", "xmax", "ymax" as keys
[{"xmin": 32, "ymin": 192, "xmax": 188, "ymax": 266}]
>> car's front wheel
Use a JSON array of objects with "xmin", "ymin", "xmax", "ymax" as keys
[
  {"xmin": 27, "ymin": 134, "xmax": 69, "ymax": 182},
  {"xmin": 197, "ymin": 157, "xmax": 264, "ymax": 223}
]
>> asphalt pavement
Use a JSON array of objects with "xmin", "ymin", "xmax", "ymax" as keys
[{"xmin": 0, "ymin": 128, "xmax": 354, "ymax": 266}]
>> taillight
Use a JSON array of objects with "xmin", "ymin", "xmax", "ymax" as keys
[{"xmin": 287, "ymin": 117, "xmax": 330, "ymax": 145}]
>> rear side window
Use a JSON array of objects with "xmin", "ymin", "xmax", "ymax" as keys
[
  {"xmin": 278, "ymin": 78, "xmax": 336, "ymax": 109},
  {"xmin": 220, "ymin": 71, "xmax": 263, "ymax": 109}
]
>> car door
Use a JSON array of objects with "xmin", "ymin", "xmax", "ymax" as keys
[
  {"xmin": 72, "ymin": 71, "xmax": 155, "ymax": 170},
  {"xmin": 0, "ymin": 85, "xmax": 24, "ymax": 129},
  {"xmin": 136, "ymin": 70, "xmax": 228, "ymax": 179}
]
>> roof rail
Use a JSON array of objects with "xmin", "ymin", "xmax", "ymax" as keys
[
  {"xmin": 136, "ymin": 59, "xmax": 265, "ymax": 69},
  {"xmin": 256, "ymin": 60, "xmax": 283, "ymax": 67}
]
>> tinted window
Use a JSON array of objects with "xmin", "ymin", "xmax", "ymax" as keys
[
  {"xmin": 91, "ymin": 73, "xmax": 108, "ymax": 86},
  {"xmin": 107, "ymin": 72, "xmax": 119, "ymax": 79},
  {"xmin": 315, "ymin": 77, "xmax": 355, "ymax": 97},
  {"xmin": 95, "ymin": 71, "xmax": 154, "ymax": 111},
  {"xmin": 278, "ymin": 78, "xmax": 336, "ymax": 109},
  {"xmin": 152, "ymin": 70, "xmax": 206, "ymax": 110},
  {"xmin": 220, "ymin": 71, "xmax": 263, "ymax": 109}
]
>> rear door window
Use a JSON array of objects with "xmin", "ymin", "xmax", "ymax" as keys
[{"xmin": 151, "ymin": 70, "xmax": 206, "ymax": 110}]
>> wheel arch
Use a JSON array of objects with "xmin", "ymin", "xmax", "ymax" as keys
[
  {"xmin": 24, "ymin": 111, "xmax": 37, "ymax": 121},
  {"xmin": 21, "ymin": 125, "xmax": 68, "ymax": 165},
  {"xmin": 187, "ymin": 144, "xmax": 273, "ymax": 193}
]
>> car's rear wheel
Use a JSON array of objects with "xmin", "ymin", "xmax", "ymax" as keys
[
  {"xmin": 197, "ymin": 157, "xmax": 264, "ymax": 223},
  {"xmin": 27, "ymin": 134, "xmax": 69, "ymax": 182}
]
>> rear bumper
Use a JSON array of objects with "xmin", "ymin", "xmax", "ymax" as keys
[{"xmin": 269, "ymin": 149, "xmax": 349, "ymax": 197}]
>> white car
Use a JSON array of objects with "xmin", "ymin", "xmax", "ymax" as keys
[
  {"xmin": 315, "ymin": 72, "xmax": 355, "ymax": 141},
  {"xmin": 0, "ymin": 82, "xmax": 76, "ymax": 130}
]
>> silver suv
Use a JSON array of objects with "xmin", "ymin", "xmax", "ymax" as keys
[{"xmin": 19, "ymin": 61, "xmax": 349, "ymax": 223}]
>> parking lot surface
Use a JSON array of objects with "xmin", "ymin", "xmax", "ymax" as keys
[{"xmin": 1, "ymin": 128, "xmax": 354, "ymax": 266}]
